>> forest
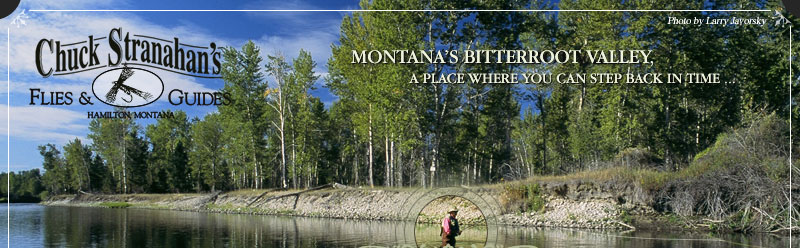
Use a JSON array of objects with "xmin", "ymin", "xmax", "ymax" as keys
[{"xmin": 3, "ymin": 0, "xmax": 798, "ymax": 200}]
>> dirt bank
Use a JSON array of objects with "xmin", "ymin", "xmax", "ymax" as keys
[{"xmin": 42, "ymin": 180, "xmax": 667, "ymax": 230}]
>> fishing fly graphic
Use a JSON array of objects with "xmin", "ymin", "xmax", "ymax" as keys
[{"xmin": 105, "ymin": 65, "xmax": 154, "ymax": 104}]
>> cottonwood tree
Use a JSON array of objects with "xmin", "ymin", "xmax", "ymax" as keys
[
  {"xmin": 87, "ymin": 110, "xmax": 140, "ymax": 193},
  {"xmin": 190, "ymin": 113, "xmax": 226, "ymax": 192},
  {"xmin": 39, "ymin": 144, "xmax": 67, "ymax": 194},
  {"xmin": 264, "ymin": 52, "xmax": 292, "ymax": 189},
  {"xmin": 146, "ymin": 110, "xmax": 191, "ymax": 192},
  {"xmin": 63, "ymin": 138, "xmax": 92, "ymax": 192},
  {"xmin": 219, "ymin": 41, "xmax": 268, "ymax": 189}
]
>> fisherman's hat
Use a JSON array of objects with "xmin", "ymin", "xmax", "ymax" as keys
[{"xmin": 448, "ymin": 206, "xmax": 459, "ymax": 213}]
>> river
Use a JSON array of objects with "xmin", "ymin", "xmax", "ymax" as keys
[{"xmin": 0, "ymin": 204, "xmax": 793, "ymax": 247}]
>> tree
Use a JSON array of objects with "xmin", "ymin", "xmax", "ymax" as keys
[
  {"xmin": 39, "ymin": 144, "xmax": 67, "ymax": 194},
  {"xmin": 190, "ymin": 113, "xmax": 226, "ymax": 191},
  {"xmin": 28, "ymin": 0, "xmax": 798, "ymax": 193},
  {"xmin": 328, "ymin": 0, "xmax": 429, "ymax": 187},
  {"xmin": 63, "ymin": 138, "xmax": 92, "ymax": 192},
  {"xmin": 126, "ymin": 128, "xmax": 150, "ymax": 193},
  {"xmin": 220, "ymin": 41, "xmax": 268, "ymax": 189},
  {"xmin": 145, "ymin": 110, "xmax": 191, "ymax": 192},
  {"xmin": 87, "ymin": 109, "xmax": 140, "ymax": 193},
  {"xmin": 326, "ymin": 100, "xmax": 362, "ymax": 185},
  {"xmin": 89, "ymin": 154, "xmax": 111, "ymax": 193},
  {"xmin": 289, "ymin": 51, "xmax": 324, "ymax": 188},
  {"xmin": 264, "ymin": 52, "xmax": 292, "ymax": 189},
  {"xmin": 264, "ymin": 49, "xmax": 323, "ymax": 189},
  {"xmin": 1, "ymin": 169, "xmax": 44, "ymax": 202}
]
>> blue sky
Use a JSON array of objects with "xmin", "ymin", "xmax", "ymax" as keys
[{"xmin": 0, "ymin": 0, "xmax": 361, "ymax": 172}]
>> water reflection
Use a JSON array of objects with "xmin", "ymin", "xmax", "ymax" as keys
[
  {"xmin": 0, "ymin": 204, "xmax": 795, "ymax": 248},
  {"xmin": 40, "ymin": 205, "xmax": 406, "ymax": 247},
  {"xmin": 415, "ymin": 224, "xmax": 487, "ymax": 247},
  {"xmin": 497, "ymin": 226, "xmax": 793, "ymax": 248}
]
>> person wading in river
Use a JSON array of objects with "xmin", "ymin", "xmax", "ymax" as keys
[{"xmin": 440, "ymin": 206, "xmax": 461, "ymax": 247}]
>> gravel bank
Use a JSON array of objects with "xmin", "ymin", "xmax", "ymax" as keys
[{"xmin": 43, "ymin": 181, "xmax": 648, "ymax": 230}]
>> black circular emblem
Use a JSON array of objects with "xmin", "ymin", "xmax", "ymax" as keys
[
  {"xmin": 0, "ymin": 0, "xmax": 20, "ymax": 19},
  {"xmin": 783, "ymin": 0, "xmax": 800, "ymax": 18}
]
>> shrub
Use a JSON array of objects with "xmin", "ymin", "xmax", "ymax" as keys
[
  {"xmin": 615, "ymin": 147, "xmax": 662, "ymax": 168},
  {"xmin": 38, "ymin": 191, "xmax": 50, "ymax": 201},
  {"xmin": 655, "ymin": 113, "xmax": 793, "ymax": 231},
  {"xmin": 526, "ymin": 184, "xmax": 545, "ymax": 213},
  {"xmin": 500, "ymin": 184, "xmax": 526, "ymax": 213}
]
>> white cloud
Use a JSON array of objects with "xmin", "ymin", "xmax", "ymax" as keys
[
  {"xmin": 0, "ymin": 10, "xmax": 228, "ymax": 146},
  {"xmin": 0, "ymin": 11, "xmax": 232, "ymax": 78},
  {"xmin": 256, "ymin": 28, "xmax": 337, "ymax": 88},
  {"xmin": 0, "ymin": 10, "xmax": 222, "ymax": 106},
  {"xmin": 242, "ymin": 0, "xmax": 349, "ymax": 29},
  {"xmin": 0, "ymin": 80, "xmax": 87, "ymax": 95},
  {"xmin": 0, "ymin": 6, "xmax": 340, "ymax": 96},
  {"xmin": 258, "ymin": 30, "xmax": 335, "ymax": 65},
  {"xmin": 0, "ymin": 3, "xmax": 343, "ymax": 146},
  {"xmin": 242, "ymin": 0, "xmax": 341, "ymax": 85},
  {"xmin": 0, "ymin": 104, "xmax": 85, "ymax": 144}
]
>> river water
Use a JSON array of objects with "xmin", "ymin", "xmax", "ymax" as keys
[{"xmin": 0, "ymin": 204, "xmax": 793, "ymax": 247}]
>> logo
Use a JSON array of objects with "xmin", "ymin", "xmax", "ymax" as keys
[
  {"xmin": 32, "ymin": 28, "xmax": 231, "ymax": 119},
  {"xmin": 92, "ymin": 65, "xmax": 164, "ymax": 108}
]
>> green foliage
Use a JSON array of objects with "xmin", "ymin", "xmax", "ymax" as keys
[
  {"xmin": 26, "ymin": 1, "xmax": 795, "ymax": 205},
  {"xmin": 728, "ymin": 209, "xmax": 753, "ymax": 232},
  {"xmin": 87, "ymin": 109, "xmax": 142, "ymax": 193},
  {"xmin": 500, "ymin": 184, "xmax": 526, "ymax": 213},
  {"xmin": 0, "ymin": 169, "xmax": 44, "ymax": 202},
  {"xmin": 220, "ymin": 41, "xmax": 269, "ymax": 189},
  {"xmin": 264, "ymin": 49, "xmax": 328, "ymax": 189},
  {"xmin": 526, "ymin": 184, "xmax": 545, "ymax": 213},
  {"xmin": 619, "ymin": 210, "xmax": 632, "ymax": 224},
  {"xmin": 37, "ymin": 191, "xmax": 49, "ymax": 201},
  {"xmin": 500, "ymin": 183, "xmax": 546, "ymax": 213},
  {"xmin": 665, "ymin": 214, "xmax": 681, "ymax": 224},
  {"xmin": 39, "ymin": 144, "xmax": 67, "ymax": 194},
  {"xmin": 190, "ymin": 113, "xmax": 226, "ymax": 192},
  {"xmin": 64, "ymin": 138, "xmax": 92, "ymax": 192},
  {"xmin": 145, "ymin": 110, "xmax": 192, "ymax": 193},
  {"xmin": 614, "ymin": 148, "xmax": 662, "ymax": 168}
]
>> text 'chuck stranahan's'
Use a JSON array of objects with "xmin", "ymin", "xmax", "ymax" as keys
[{"xmin": 35, "ymin": 28, "xmax": 222, "ymax": 78}]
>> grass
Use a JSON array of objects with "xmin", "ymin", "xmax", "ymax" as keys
[
  {"xmin": 502, "ymin": 115, "xmax": 789, "ymax": 193},
  {"xmin": 500, "ymin": 152, "xmax": 738, "ymax": 193},
  {"xmin": 99, "ymin": 202, "xmax": 132, "ymax": 208},
  {"xmin": 223, "ymin": 185, "xmax": 414, "ymax": 198},
  {"xmin": 206, "ymin": 203, "xmax": 238, "ymax": 210},
  {"xmin": 227, "ymin": 189, "xmax": 280, "ymax": 196}
]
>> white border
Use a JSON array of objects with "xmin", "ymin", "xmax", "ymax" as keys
[
  {"xmin": 5, "ymin": 26, "xmax": 8, "ymax": 248},
  {"xmin": 28, "ymin": 9, "xmax": 771, "ymax": 12},
  {"xmin": 790, "ymin": 24, "xmax": 794, "ymax": 246},
  {"xmin": 7, "ymin": 7, "xmax": 794, "ymax": 248}
]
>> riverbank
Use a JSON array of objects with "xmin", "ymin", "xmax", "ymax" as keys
[{"xmin": 41, "ymin": 178, "xmax": 709, "ymax": 231}]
